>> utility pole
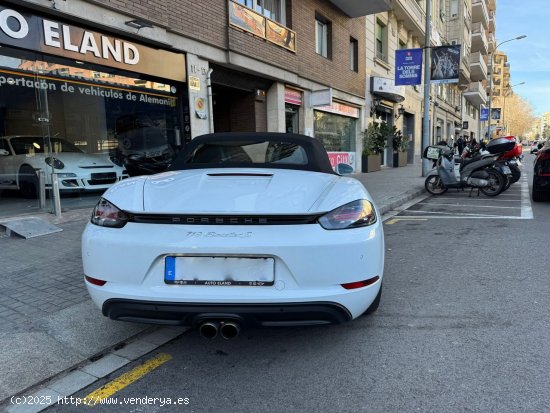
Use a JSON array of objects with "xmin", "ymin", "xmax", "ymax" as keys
[{"xmin": 421, "ymin": 0, "xmax": 432, "ymax": 176}]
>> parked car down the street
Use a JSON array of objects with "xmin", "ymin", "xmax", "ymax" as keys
[
  {"xmin": 532, "ymin": 142, "xmax": 550, "ymax": 202},
  {"xmin": 0, "ymin": 135, "xmax": 128, "ymax": 198},
  {"xmin": 82, "ymin": 133, "xmax": 385, "ymax": 339},
  {"xmin": 530, "ymin": 141, "xmax": 541, "ymax": 154}
]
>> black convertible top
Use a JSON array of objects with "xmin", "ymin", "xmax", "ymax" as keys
[{"xmin": 169, "ymin": 132, "xmax": 336, "ymax": 174}]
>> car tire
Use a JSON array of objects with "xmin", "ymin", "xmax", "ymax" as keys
[
  {"xmin": 363, "ymin": 284, "xmax": 382, "ymax": 316},
  {"xmin": 532, "ymin": 178, "xmax": 548, "ymax": 202},
  {"xmin": 19, "ymin": 165, "xmax": 38, "ymax": 199}
]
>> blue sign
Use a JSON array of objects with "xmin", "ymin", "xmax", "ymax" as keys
[
  {"xmin": 480, "ymin": 108, "xmax": 489, "ymax": 121},
  {"xmin": 395, "ymin": 48, "xmax": 423, "ymax": 86}
]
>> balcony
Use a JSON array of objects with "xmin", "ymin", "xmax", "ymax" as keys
[
  {"xmin": 487, "ymin": 0, "xmax": 496, "ymax": 12},
  {"xmin": 328, "ymin": 0, "xmax": 391, "ymax": 17},
  {"xmin": 470, "ymin": 51, "xmax": 488, "ymax": 81},
  {"xmin": 488, "ymin": 33, "xmax": 495, "ymax": 53},
  {"xmin": 471, "ymin": 22, "xmax": 488, "ymax": 54},
  {"xmin": 489, "ymin": 10, "xmax": 495, "ymax": 33},
  {"xmin": 472, "ymin": 0, "xmax": 489, "ymax": 29},
  {"xmin": 464, "ymin": 81, "xmax": 488, "ymax": 106},
  {"xmin": 390, "ymin": 0, "xmax": 426, "ymax": 41},
  {"xmin": 460, "ymin": 56, "xmax": 471, "ymax": 85}
]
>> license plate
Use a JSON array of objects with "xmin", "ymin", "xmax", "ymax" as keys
[
  {"xmin": 501, "ymin": 166, "xmax": 512, "ymax": 174},
  {"xmin": 165, "ymin": 256, "xmax": 274, "ymax": 286}
]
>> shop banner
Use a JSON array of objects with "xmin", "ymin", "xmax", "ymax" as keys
[
  {"xmin": 327, "ymin": 152, "xmax": 356, "ymax": 172},
  {"xmin": 0, "ymin": 5, "xmax": 186, "ymax": 82},
  {"xmin": 395, "ymin": 48, "xmax": 423, "ymax": 86},
  {"xmin": 430, "ymin": 45, "xmax": 461, "ymax": 84},
  {"xmin": 491, "ymin": 108, "xmax": 501, "ymax": 120},
  {"xmin": 480, "ymin": 108, "xmax": 489, "ymax": 121}
]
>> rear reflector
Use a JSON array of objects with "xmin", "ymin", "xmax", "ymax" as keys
[
  {"xmin": 341, "ymin": 276, "xmax": 380, "ymax": 290},
  {"xmin": 85, "ymin": 276, "xmax": 107, "ymax": 286}
]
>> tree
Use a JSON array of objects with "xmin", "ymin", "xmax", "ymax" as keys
[{"xmin": 496, "ymin": 93, "xmax": 535, "ymax": 137}]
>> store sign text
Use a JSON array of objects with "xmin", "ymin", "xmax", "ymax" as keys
[{"xmin": 0, "ymin": 6, "xmax": 186, "ymax": 82}]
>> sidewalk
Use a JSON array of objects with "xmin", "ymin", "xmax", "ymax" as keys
[{"xmin": 0, "ymin": 162, "xmax": 426, "ymax": 402}]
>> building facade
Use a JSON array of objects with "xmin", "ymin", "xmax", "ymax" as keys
[{"xmin": 0, "ymin": 0, "xmax": 390, "ymax": 215}]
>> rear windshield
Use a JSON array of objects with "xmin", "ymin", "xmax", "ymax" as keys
[{"xmin": 183, "ymin": 141, "xmax": 308, "ymax": 166}]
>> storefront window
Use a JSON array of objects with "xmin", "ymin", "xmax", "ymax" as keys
[
  {"xmin": 313, "ymin": 110, "xmax": 356, "ymax": 152},
  {"xmin": 0, "ymin": 46, "xmax": 184, "ymax": 217}
]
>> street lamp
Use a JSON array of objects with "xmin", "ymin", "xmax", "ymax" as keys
[
  {"xmin": 487, "ymin": 35, "xmax": 527, "ymax": 139},
  {"xmin": 502, "ymin": 81, "xmax": 525, "ymax": 134}
]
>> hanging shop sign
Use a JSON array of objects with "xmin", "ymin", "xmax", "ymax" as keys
[
  {"xmin": 371, "ymin": 77, "xmax": 405, "ymax": 103},
  {"xmin": 310, "ymin": 88, "xmax": 332, "ymax": 107},
  {"xmin": 0, "ymin": 5, "xmax": 186, "ymax": 82},
  {"xmin": 491, "ymin": 108, "xmax": 501, "ymax": 120},
  {"xmin": 395, "ymin": 48, "xmax": 423, "ymax": 86},
  {"xmin": 430, "ymin": 45, "xmax": 461, "ymax": 84}
]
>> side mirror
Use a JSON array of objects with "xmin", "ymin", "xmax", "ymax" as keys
[
  {"xmin": 0, "ymin": 149, "xmax": 9, "ymax": 156},
  {"xmin": 336, "ymin": 163, "xmax": 354, "ymax": 175}
]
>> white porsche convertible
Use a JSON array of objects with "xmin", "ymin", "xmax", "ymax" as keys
[{"xmin": 83, "ymin": 133, "xmax": 384, "ymax": 339}]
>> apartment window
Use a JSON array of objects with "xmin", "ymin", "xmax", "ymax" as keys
[
  {"xmin": 315, "ymin": 14, "xmax": 331, "ymax": 58},
  {"xmin": 376, "ymin": 20, "xmax": 387, "ymax": 62},
  {"xmin": 450, "ymin": 0, "xmax": 459, "ymax": 18},
  {"xmin": 236, "ymin": 0, "xmax": 286, "ymax": 24},
  {"xmin": 350, "ymin": 37, "xmax": 358, "ymax": 72},
  {"xmin": 399, "ymin": 40, "xmax": 407, "ymax": 49}
]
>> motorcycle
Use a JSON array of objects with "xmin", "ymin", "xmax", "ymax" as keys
[
  {"xmin": 423, "ymin": 145, "xmax": 507, "ymax": 196},
  {"xmin": 461, "ymin": 136, "xmax": 521, "ymax": 190}
]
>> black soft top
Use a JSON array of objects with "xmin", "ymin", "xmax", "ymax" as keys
[{"xmin": 169, "ymin": 132, "xmax": 336, "ymax": 174}]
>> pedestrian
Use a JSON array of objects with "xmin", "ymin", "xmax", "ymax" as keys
[{"xmin": 456, "ymin": 135, "xmax": 465, "ymax": 155}]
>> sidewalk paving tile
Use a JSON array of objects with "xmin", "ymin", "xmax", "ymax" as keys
[{"xmin": 80, "ymin": 354, "xmax": 130, "ymax": 379}]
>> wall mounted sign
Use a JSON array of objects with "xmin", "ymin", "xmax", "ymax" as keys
[
  {"xmin": 0, "ymin": 5, "xmax": 186, "ymax": 82},
  {"xmin": 371, "ymin": 77, "xmax": 405, "ymax": 103},
  {"xmin": 480, "ymin": 108, "xmax": 489, "ymax": 121},
  {"xmin": 284, "ymin": 88, "xmax": 302, "ymax": 106},
  {"xmin": 188, "ymin": 76, "xmax": 201, "ymax": 91},
  {"xmin": 194, "ymin": 97, "xmax": 207, "ymax": 119}
]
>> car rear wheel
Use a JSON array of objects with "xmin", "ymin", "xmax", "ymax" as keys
[
  {"xmin": 19, "ymin": 165, "xmax": 38, "ymax": 199},
  {"xmin": 532, "ymin": 178, "xmax": 549, "ymax": 202}
]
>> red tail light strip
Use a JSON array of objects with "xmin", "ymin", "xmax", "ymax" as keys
[
  {"xmin": 85, "ymin": 276, "xmax": 107, "ymax": 286},
  {"xmin": 341, "ymin": 276, "xmax": 380, "ymax": 290}
]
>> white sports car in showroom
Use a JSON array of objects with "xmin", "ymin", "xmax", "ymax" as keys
[
  {"xmin": 0, "ymin": 135, "xmax": 128, "ymax": 198},
  {"xmin": 83, "ymin": 133, "xmax": 384, "ymax": 339}
]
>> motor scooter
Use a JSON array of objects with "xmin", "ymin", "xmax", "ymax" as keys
[{"xmin": 423, "ymin": 145, "xmax": 506, "ymax": 196}]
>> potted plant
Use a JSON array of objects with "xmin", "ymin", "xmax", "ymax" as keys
[
  {"xmin": 361, "ymin": 122, "xmax": 385, "ymax": 172},
  {"xmin": 391, "ymin": 126, "xmax": 409, "ymax": 167}
]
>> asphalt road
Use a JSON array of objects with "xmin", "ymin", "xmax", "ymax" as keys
[{"xmin": 49, "ymin": 156, "xmax": 550, "ymax": 413}]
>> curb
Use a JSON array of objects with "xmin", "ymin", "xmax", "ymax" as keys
[
  {"xmin": 2, "ymin": 327, "xmax": 189, "ymax": 413},
  {"xmin": 378, "ymin": 187, "xmax": 427, "ymax": 215}
]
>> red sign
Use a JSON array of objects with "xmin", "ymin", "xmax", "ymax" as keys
[
  {"xmin": 327, "ymin": 152, "xmax": 356, "ymax": 171},
  {"xmin": 316, "ymin": 102, "xmax": 360, "ymax": 118},
  {"xmin": 284, "ymin": 88, "xmax": 302, "ymax": 105}
]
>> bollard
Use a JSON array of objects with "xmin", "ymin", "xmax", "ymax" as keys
[
  {"xmin": 51, "ymin": 173, "xmax": 62, "ymax": 218},
  {"xmin": 38, "ymin": 170, "xmax": 46, "ymax": 209}
]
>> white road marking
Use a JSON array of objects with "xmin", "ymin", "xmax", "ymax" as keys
[
  {"xmin": 521, "ymin": 176, "xmax": 534, "ymax": 219},
  {"xmin": 416, "ymin": 202, "xmax": 521, "ymax": 209},
  {"xmin": 404, "ymin": 209, "xmax": 509, "ymax": 217},
  {"xmin": 397, "ymin": 215, "xmax": 527, "ymax": 219}
]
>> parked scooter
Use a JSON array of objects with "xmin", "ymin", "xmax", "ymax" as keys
[
  {"xmin": 461, "ymin": 136, "xmax": 521, "ymax": 190},
  {"xmin": 423, "ymin": 145, "xmax": 506, "ymax": 196}
]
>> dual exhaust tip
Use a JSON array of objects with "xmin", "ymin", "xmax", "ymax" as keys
[{"xmin": 199, "ymin": 321, "xmax": 240, "ymax": 340}]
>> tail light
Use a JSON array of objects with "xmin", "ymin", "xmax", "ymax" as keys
[
  {"xmin": 318, "ymin": 200, "xmax": 377, "ymax": 230},
  {"xmin": 341, "ymin": 276, "xmax": 380, "ymax": 290},
  {"xmin": 85, "ymin": 276, "xmax": 106, "ymax": 286},
  {"xmin": 91, "ymin": 198, "xmax": 128, "ymax": 228}
]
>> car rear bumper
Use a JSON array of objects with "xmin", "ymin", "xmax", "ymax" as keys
[
  {"xmin": 533, "ymin": 175, "xmax": 550, "ymax": 192},
  {"xmin": 102, "ymin": 299, "xmax": 352, "ymax": 327}
]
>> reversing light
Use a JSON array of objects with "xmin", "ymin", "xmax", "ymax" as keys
[
  {"xmin": 85, "ymin": 276, "xmax": 106, "ymax": 286},
  {"xmin": 318, "ymin": 199, "xmax": 377, "ymax": 230},
  {"xmin": 90, "ymin": 198, "xmax": 129, "ymax": 228},
  {"xmin": 341, "ymin": 276, "xmax": 380, "ymax": 290}
]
